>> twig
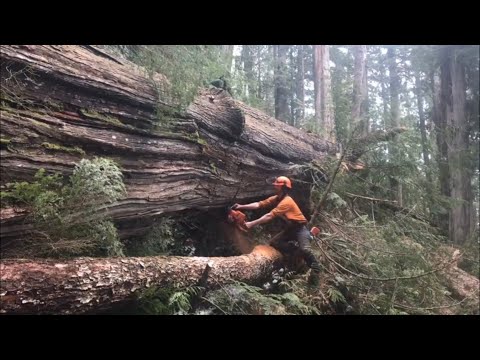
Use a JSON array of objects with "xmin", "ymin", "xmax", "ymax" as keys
[
  {"xmin": 316, "ymin": 238, "xmax": 461, "ymax": 282},
  {"xmin": 309, "ymin": 150, "xmax": 346, "ymax": 227},
  {"xmin": 345, "ymin": 192, "xmax": 398, "ymax": 203},
  {"xmin": 389, "ymin": 278, "xmax": 399, "ymax": 310},
  {"xmin": 393, "ymin": 296, "xmax": 470, "ymax": 312},
  {"xmin": 320, "ymin": 212, "xmax": 411, "ymax": 256},
  {"xmin": 200, "ymin": 296, "xmax": 227, "ymax": 315}
]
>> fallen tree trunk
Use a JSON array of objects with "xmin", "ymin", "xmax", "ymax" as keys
[
  {"xmin": 0, "ymin": 245, "xmax": 282, "ymax": 314},
  {"xmin": 0, "ymin": 45, "xmax": 339, "ymax": 242},
  {"xmin": 439, "ymin": 247, "xmax": 479, "ymax": 314}
]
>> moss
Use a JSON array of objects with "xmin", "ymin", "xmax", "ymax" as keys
[
  {"xmin": 80, "ymin": 109, "xmax": 124, "ymax": 127},
  {"xmin": 41, "ymin": 142, "xmax": 86, "ymax": 156},
  {"xmin": 44, "ymin": 98, "xmax": 64, "ymax": 111},
  {"xmin": 0, "ymin": 137, "xmax": 11, "ymax": 145},
  {"xmin": 209, "ymin": 160, "xmax": 219, "ymax": 175},
  {"xmin": 184, "ymin": 130, "xmax": 208, "ymax": 146},
  {"xmin": 30, "ymin": 119, "xmax": 51, "ymax": 128}
]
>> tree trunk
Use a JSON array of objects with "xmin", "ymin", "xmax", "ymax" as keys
[
  {"xmin": 431, "ymin": 68, "xmax": 450, "ymax": 232},
  {"xmin": 289, "ymin": 47, "xmax": 296, "ymax": 126},
  {"xmin": 352, "ymin": 45, "xmax": 368, "ymax": 137},
  {"xmin": 274, "ymin": 45, "xmax": 290, "ymax": 122},
  {"xmin": 242, "ymin": 45, "xmax": 255, "ymax": 98},
  {"xmin": 222, "ymin": 45, "xmax": 235, "ymax": 76},
  {"xmin": 415, "ymin": 71, "xmax": 433, "ymax": 210},
  {"xmin": 0, "ymin": 45, "xmax": 340, "ymax": 244},
  {"xmin": 313, "ymin": 45, "xmax": 322, "ymax": 130},
  {"xmin": 363, "ymin": 50, "xmax": 369, "ymax": 135},
  {"xmin": 0, "ymin": 244, "xmax": 282, "ymax": 314},
  {"xmin": 387, "ymin": 47, "xmax": 403, "ymax": 207},
  {"xmin": 295, "ymin": 45, "xmax": 305, "ymax": 127},
  {"xmin": 313, "ymin": 45, "xmax": 334, "ymax": 141},
  {"xmin": 441, "ymin": 46, "xmax": 473, "ymax": 245},
  {"xmin": 321, "ymin": 46, "xmax": 335, "ymax": 142}
]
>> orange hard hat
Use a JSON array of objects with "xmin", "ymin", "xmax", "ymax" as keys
[{"xmin": 272, "ymin": 176, "xmax": 292, "ymax": 189}]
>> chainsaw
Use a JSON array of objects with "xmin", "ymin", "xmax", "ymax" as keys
[
  {"xmin": 227, "ymin": 206, "xmax": 249, "ymax": 232},
  {"xmin": 227, "ymin": 205, "xmax": 322, "ymax": 237}
]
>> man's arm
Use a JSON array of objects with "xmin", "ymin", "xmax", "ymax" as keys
[{"xmin": 245, "ymin": 212, "xmax": 274, "ymax": 229}]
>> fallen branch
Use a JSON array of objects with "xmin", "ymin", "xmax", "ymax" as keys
[{"xmin": 345, "ymin": 192, "xmax": 397, "ymax": 203}]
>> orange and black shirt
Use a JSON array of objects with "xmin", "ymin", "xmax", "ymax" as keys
[{"xmin": 259, "ymin": 195, "xmax": 307, "ymax": 224}]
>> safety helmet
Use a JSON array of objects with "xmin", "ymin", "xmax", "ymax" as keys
[{"xmin": 272, "ymin": 176, "xmax": 292, "ymax": 189}]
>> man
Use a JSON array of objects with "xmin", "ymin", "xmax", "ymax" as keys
[
  {"xmin": 210, "ymin": 75, "xmax": 233, "ymax": 96},
  {"xmin": 232, "ymin": 176, "xmax": 321, "ymax": 285}
]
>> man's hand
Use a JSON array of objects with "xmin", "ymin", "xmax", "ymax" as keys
[
  {"xmin": 231, "ymin": 203, "xmax": 240, "ymax": 210},
  {"xmin": 245, "ymin": 221, "xmax": 253, "ymax": 229}
]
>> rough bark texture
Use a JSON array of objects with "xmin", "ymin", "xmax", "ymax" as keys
[
  {"xmin": 313, "ymin": 45, "xmax": 335, "ymax": 141},
  {"xmin": 295, "ymin": 45, "xmax": 305, "ymax": 126},
  {"xmin": 321, "ymin": 46, "xmax": 335, "ymax": 142},
  {"xmin": 352, "ymin": 45, "xmax": 368, "ymax": 137},
  {"xmin": 274, "ymin": 45, "xmax": 290, "ymax": 122},
  {"xmin": 0, "ymin": 45, "xmax": 339, "ymax": 244},
  {"xmin": 415, "ymin": 72, "xmax": 432, "ymax": 185},
  {"xmin": 441, "ymin": 46, "xmax": 473, "ymax": 245},
  {"xmin": 387, "ymin": 47, "xmax": 403, "ymax": 207},
  {"xmin": 222, "ymin": 45, "xmax": 235, "ymax": 76},
  {"xmin": 0, "ymin": 244, "xmax": 282, "ymax": 314},
  {"xmin": 313, "ymin": 45, "xmax": 322, "ymax": 129},
  {"xmin": 431, "ymin": 69, "xmax": 450, "ymax": 232}
]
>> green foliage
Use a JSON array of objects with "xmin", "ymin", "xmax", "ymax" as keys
[
  {"xmin": 134, "ymin": 285, "xmax": 203, "ymax": 315},
  {"xmin": 67, "ymin": 157, "xmax": 126, "ymax": 207},
  {"xmin": 127, "ymin": 216, "xmax": 194, "ymax": 257},
  {"xmin": 41, "ymin": 142, "xmax": 86, "ymax": 156},
  {"xmin": 131, "ymin": 46, "xmax": 231, "ymax": 110},
  {"xmin": 1, "ymin": 169, "xmax": 63, "ymax": 207},
  {"xmin": 1, "ymin": 158, "xmax": 126, "ymax": 258},
  {"xmin": 202, "ymin": 281, "xmax": 318, "ymax": 315},
  {"xmin": 79, "ymin": 108, "xmax": 125, "ymax": 127},
  {"xmin": 135, "ymin": 286, "xmax": 175, "ymax": 315},
  {"xmin": 327, "ymin": 286, "xmax": 347, "ymax": 304}
]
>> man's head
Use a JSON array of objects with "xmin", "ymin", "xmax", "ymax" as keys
[{"xmin": 272, "ymin": 176, "xmax": 292, "ymax": 193}]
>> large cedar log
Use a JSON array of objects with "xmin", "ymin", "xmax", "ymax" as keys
[
  {"xmin": 0, "ymin": 45, "xmax": 339, "ymax": 242},
  {"xmin": 0, "ymin": 245, "xmax": 282, "ymax": 314}
]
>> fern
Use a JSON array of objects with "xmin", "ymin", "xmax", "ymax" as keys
[
  {"xmin": 327, "ymin": 287, "xmax": 347, "ymax": 304},
  {"xmin": 169, "ymin": 291, "xmax": 192, "ymax": 314}
]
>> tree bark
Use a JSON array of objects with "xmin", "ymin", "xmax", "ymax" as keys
[
  {"xmin": 441, "ymin": 46, "xmax": 473, "ymax": 245},
  {"xmin": 387, "ymin": 47, "xmax": 403, "ymax": 206},
  {"xmin": 295, "ymin": 45, "xmax": 305, "ymax": 127},
  {"xmin": 313, "ymin": 45, "xmax": 322, "ymax": 130},
  {"xmin": 274, "ymin": 45, "xmax": 290, "ymax": 123},
  {"xmin": 415, "ymin": 71, "xmax": 433, "ymax": 212},
  {"xmin": 0, "ymin": 244, "xmax": 282, "ymax": 314},
  {"xmin": 0, "ymin": 45, "xmax": 340, "ymax": 244},
  {"xmin": 352, "ymin": 45, "xmax": 368, "ymax": 137},
  {"xmin": 313, "ymin": 45, "xmax": 335, "ymax": 141},
  {"xmin": 222, "ymin": 45, "xmax": 235, "ymax": 76},
  {"xmin": 242, "ymin": 45, "xmax": 255, "ymax": 98},
  {"xmin": 321, "ymin": 46, "xmax": 335, "ymax": 142}
]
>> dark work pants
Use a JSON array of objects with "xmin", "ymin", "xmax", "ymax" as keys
[{"xmin": 269, "ymin": 223, "xmax": 321, "ymax": 273}]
